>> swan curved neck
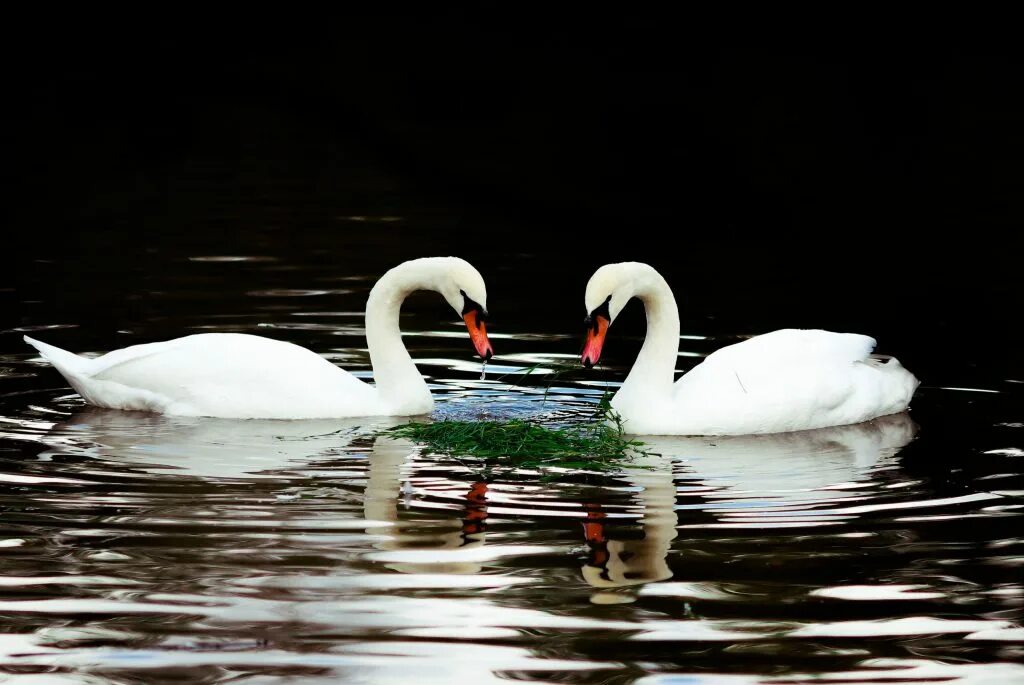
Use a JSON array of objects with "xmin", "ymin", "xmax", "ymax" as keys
[
  {"xmin": 620, "ymin": 266, "xmax": 680, "ymax": 401},
  {"xmin": 365, "ymin": 260, "xmax": 445, "ymax": 403}
]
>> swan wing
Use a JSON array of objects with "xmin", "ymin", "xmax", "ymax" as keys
[
  {"xmin": 27, "ymin": 333, "xmax": 381, "ymax": 418},
  {"xmin": 672, "ymin": 329, "xmax": 918, "ymax": 434}
]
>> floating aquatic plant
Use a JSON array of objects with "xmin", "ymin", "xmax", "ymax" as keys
[{"xmin": 388, "ymin": 397, "xmax": 648, "ymax": 473}]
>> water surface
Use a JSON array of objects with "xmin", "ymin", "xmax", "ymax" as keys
[{"xmin": 2, "ymin": 243, "xmax": 1022, "ymax": 683}]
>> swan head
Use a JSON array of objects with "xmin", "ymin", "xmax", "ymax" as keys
[
  {"xmin": 437, "ymin": 258, "xmax": 493, "ymax": 361},
  {"xmin": 581, "ymin": 263, "xmax": 640, "ymax": 367}
]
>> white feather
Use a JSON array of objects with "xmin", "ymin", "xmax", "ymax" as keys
[
  {"xmin": 587, "ymin": 263, "xmax": 920, "ymax": 435},
  {"xmin": 25, "ymin": 257, "xmax": 488, "ymax": 419}
]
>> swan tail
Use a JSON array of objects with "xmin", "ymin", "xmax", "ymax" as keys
[
  {"xmin": 24, "ymin": 336, "xmax": 97, "ymax": 379},
  {"xmin": 24, "ymin": 335, "xmax": 162, "ymax": 411},
  {"xmin": 878, "ymin": 355, "xmax": 920, "ymax": 413}
]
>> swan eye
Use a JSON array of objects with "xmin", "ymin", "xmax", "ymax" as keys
[
  {"xmin": 460, "ymin": 290, "xmax": 487, "ymax": 320},
  {"xmin": 585, "ymin": 295, "xmax": 612, "ymax": 331}
]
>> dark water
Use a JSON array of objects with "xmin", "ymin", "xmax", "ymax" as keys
[{"xmin": 1, "ymin": 235, "xmax": 1022, "ymax": 684}]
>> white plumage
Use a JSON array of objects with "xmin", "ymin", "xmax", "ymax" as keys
[
  {"xmin": 24, "ymin": 333, "xmax": 384, "ymax": 419},
  {"xmin": 25, "ymin": 257, "xmax": 491, "ymax": 419},
  {"xmin": 583, "ymin": 262, "xmax": 919, "ymax": 435}
]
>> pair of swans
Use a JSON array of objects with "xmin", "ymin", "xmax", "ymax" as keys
[{"xmin": 25, "ymin": 257, "xmax": 919, "ymax": 436}]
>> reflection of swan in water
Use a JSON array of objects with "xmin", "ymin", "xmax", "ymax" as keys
[
  {"xmin": 645, "ymin": 412, "xmax": 918, "ymax": 507},
  {"xmin": 577, "ymin": 413, "xmax": 917, "ymax": 601},
  {"xmin": 364, "ymin": 436, "xmax": 490, "ymax": 575},
  {"xmin": 40, "ymin": 408, "xmax": 400, "ymax": 479},
  {"xmin": 37, "ymin": 408, "xmax": 917, "ymax": 593},
  {"xmin": 362, "ymin": 439, "xmax": 678, "ymax": 585},
  {"xmin": 581, "ymin": 450, "xmax": 677, "ymax": 598},
  {"xmin": 39, "ymin": 410, "xmax": 489, "ymax": 573},
  {"xmin": 42, "ymin": 409, "xmax": 492, "ymax": 573}
]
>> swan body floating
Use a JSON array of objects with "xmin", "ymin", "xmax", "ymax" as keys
[
  {"xmin": 25, "ymin": 257, "xmax": 493, "ymax": 419},
  {"xmin": 581, "ymin": 262, "xmax": 918, "ymax": 435}
]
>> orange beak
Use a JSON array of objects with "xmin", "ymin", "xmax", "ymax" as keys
[
  {"xmin": 581, "ymin": 315, "xmax": 609, "ymax": 368},
  {"xmin": 463, "ymin": 309, "xmax": 493, "ymax": 360}
]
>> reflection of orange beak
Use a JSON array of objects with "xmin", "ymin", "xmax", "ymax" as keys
[
  {"xmin": 581, "ymin": 315, "xmax": 609, "ymax": 368},
  {"xmin": 583, "ymin": 502, "xmax": 609, "ymax": 569},
  {"xmin": 463, "ymin": 310, "xmax": 493, "ymax": 360},
  {"xmin": 462, "ymin": 481, "xmax": 489, "ymax": 537},
  {"xmin": 582, "ymin": 502, "xmax": 607, "ymax": 544}
]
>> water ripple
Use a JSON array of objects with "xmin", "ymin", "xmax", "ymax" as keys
[{"xmin": 1, "ymin": 315, "xmax": 1021, "ymax": 681}]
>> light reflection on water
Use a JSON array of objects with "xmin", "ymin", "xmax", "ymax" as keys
[{"xmin": 1, "ymin": 258, "xmax": 1022, "ymax": 682}]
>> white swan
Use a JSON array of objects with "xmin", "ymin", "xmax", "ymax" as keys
[
  {"xmin": 24, "ymin": 257, "xmax": 493, "ymax": 419},
  {"xmin": 581, "ymin": 262, "xmax": 919, "ymax": 435}
]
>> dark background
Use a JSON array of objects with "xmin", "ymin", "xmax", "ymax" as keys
[{"xmin": 3, "ymin": 23, "xmax": 1021, "ymax": 384}]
